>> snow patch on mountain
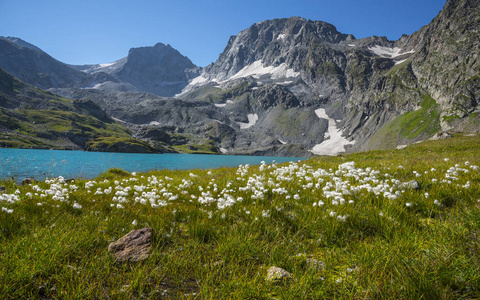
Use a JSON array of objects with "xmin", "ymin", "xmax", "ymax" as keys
[
  {"xmin": 214, "ymin": 100, "xmax": 233, "ymax": 108},
  {"xmin": 237, "ymin": 114, "xmax": 259, "ymax": 129},
  {"xmin": 189, "ymin": 75, "xmax": 207, "ymax": 85},
  {"xmin": 368, "ymin": 45, "xmax": 415, "ymax": 58},
  {"xmin": 310, "ymin": 109, "xmax": 355, "ymax": 156},
  {"xmin": 229, "ymin": 60, "xmax": 300, "ymax": 81}
]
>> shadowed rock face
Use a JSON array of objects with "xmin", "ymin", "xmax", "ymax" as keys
[{"xmin": 116, "ymin": 43, "xmax": 199, "ymax": 97}]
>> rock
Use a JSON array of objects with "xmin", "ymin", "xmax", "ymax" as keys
[
  {"xmin": 306, "ymin": 258, "xmax": 325, "ymax": 271},
  {"xmin": 396, "ymin": 144, "xmax": 408, "ymax": 150},
  {"xmin": 37, "ymin": 285, "xmax": 46, "ymax": 296},
  {"xmin": 108, "ymin": 227, "xmax": 152, "ymax": 263},
  {"xmin": 266, "ymin": 266, "xmax": 292, "ymax": 283},
  {"xmin": 21, "ymin": 178, "xmax": 36, "ymax": 185},
  {"xmin": 430, "ymin": 132, "xmax": 453, "ymax": 140},
  {"xmin": 400, "ymin": 180, "xmax": 420, "ymax": 190}
]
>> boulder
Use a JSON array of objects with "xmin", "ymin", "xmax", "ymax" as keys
[
  {"xmin": 266, "ymin": 266, "xmax": 292, "ymax": 283},
  {"xmin": 108, "ymin": 227, "xmax": 152, "ymax": 263},
  {"xmin": 21, "ymin": 178, "xmax": 36, "ymax": 185}
]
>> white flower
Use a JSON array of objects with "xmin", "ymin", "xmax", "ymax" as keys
[
  {"xmin": 73, "ymin": 202, "xmax": 82, "ymax": 209},
  {"xmin": 132, "ymin": 219, "xmax": 138, "ymax": 226},
  {"xmin": 434, "ymin": 199, "xmax": 441, "ymax": 206},
  {"xmin": 405, "ymin": 202, "xmax": 412, "ymax": 207},
  {"xmin": 1, "ymin": 207, "xmax": 13, "ymax": 213}
]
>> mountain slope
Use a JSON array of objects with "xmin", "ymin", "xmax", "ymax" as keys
[
  {"xmin": 0, "ymin": 67, "xmax": 161, "ymax": 153},
  {"xmin": 0, "ymin": 37, "xmax": 93, "ymax": 89}
]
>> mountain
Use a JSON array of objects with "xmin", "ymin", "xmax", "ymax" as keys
[
  {"xmin": 0, "ymin": 38, "xmax": 199, "ymax": 97},
  {"xmin": 71, "ymin": 43, "xmax": 200, "ymax": 97},
  {"xmin": 1, "ymin": 0, "xmax": 479, "ymax": 156},
  {"xmin": 177, "ymin": 0, "xmax": 479, "ymax": 154}
]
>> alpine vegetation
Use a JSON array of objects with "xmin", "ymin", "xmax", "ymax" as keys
[{"xmin": 1, "ymin": 134, "xmax": 480, "ymax": 298}]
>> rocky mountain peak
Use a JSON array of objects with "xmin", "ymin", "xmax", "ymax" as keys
[
  {"xmin": 114, "ymin": 42, "xmax": 199, "ymax": 97},
  {"xmin": 203, "ymin": 17, "xmax": 354, "ymax": 81}
]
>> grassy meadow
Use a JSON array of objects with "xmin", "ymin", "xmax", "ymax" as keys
[{"xmin": 1, "ymin": 134, "xmax": 480, "ymax": 299}]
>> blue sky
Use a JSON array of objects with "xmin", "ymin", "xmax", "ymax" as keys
[{"xmin": 0, "ymin": 0, "xmax": 446, "ymax": 67}]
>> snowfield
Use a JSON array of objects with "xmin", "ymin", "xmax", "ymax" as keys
[{"xmin": 310, "ymin": 109, "xmax": 355, "ymax": 156}]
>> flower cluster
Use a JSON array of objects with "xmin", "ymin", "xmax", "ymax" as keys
[{"xmin": 0, "ymin": 159, "xmax": 478, "ymax": 225}]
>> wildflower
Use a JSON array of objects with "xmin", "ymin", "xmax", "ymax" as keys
[
  {"xmin": 405, "ymin": 202, "xmax": 412, "ymax": 207},
  {"xmin": 132, "ymin": 219, "xmax": 138, "ymax": 226},
  {"xmin": 73, "ymin": 202, "xmax": 82, "ymax": 209},
  {"xmin": 1, "ymin": 207, "xmax": 13, "ymax": 213},
  {"xmin": 434, "ymin": 199, "xmax": 441, "ymax": 206}
]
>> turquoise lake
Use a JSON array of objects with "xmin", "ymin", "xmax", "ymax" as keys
[{"xmin": 0, "ymin": 148, "xmax": 306, "ymax": 182}]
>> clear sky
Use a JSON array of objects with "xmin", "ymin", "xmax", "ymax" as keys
[{"xmin": 0, "ymin": 0, "xmax": 446, "ymax": 67}]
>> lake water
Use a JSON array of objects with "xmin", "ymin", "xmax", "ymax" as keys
[{"xmin": 0, "ymin": 148, "xmax": 306, "ymax": 182}]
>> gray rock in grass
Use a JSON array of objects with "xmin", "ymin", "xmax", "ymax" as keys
[
  {"xmin": 266, "ymin": 266, "xmax": 292, "ymax": 283},
  {"xmin": 108, "ymin": 227, "xmax": 152, "ymax": 263}
]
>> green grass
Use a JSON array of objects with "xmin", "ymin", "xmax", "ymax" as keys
[
  {"xmin": 368, "ymin": 94, "xmax": 441, "ymax": 149},
  {"xmin": 172, "ymin": 139, "xmax": 219, "ymax": 154},
  {"xmin": 1, "ymin": 134, "xmax": 480, "ymax": 299},
  {"xmin": 85, "ymin": 136, "xmax": 160, "ymax": 153}
]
